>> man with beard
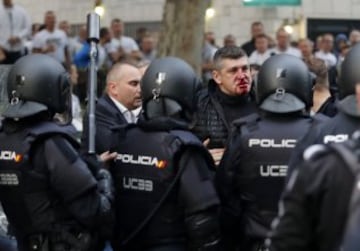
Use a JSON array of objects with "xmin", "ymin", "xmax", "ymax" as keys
[
  {"xmin": 82, "ymin": 63, "xmax": 142, "ymax": 154},
  {"xmin": 194, "ymin": 46, "xmax": 258, "ymax": 165}
]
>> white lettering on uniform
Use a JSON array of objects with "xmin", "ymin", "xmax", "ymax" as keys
[
  {"xmin": 260, "ymin": 165, "xmax": 288, "ymax": 177},
  {"xmin": 116, "ymin": 154, "xmax": 158, "ymax": 166},
  {"xmin": 248, "ymin": 139, "xmax": 297, "ymax": 148},
  {"xmin": 0, "ymin": 173, "xmax": 19, "ymax": 186},
  {"xmin": 323, "ymin": 134, "xmax": 348, "ymax": 144},
  {"xmin": 122, "ymin": 177, "xmax": 153, "ymax": 192},
  {"xmin": 0, "ymin": 151, "xmax": 17, "ymax": 161}
]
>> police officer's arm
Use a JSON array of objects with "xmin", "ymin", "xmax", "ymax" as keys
[
  {"xmin": 266, "ymin": 152, "xmax": 349, "ymax": 251},
  {"xmin": 215, "ymin": 136, "xmax": 244, "ymax": 248},
  {"xmin": 287, "ymin": 115, "xmax": 327, "ymax": 179},
  {"xmin": 40, "ymin": 135, "xmax": 113, "ymax": 229},
  {"xmin": 178, "ymin": 147, "xmax": 221, "ymax": 250}
]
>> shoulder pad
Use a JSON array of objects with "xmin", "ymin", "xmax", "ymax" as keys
[
  {"xmin": 170, "ymin": 130, "xmax": 202, "ymax": 146},
  {"xmin": 231, "ymin": 113, "xmax": 260, "ymax": 137},
  {"xmin": 303, "ymin": 144, "xmax": 329, "ymax": 161},
  {"xmin": 232, "ymin": 113, "xmax": 260, "ymax": 128},
  {"xmin": 311, "ymin": 113, "xmax": 330, "ymax": 124},
  {"xmin": 110, "ymin": 123, "xmax": 137, "ymax": 142},
  {"xmin": 28, "ymin": 121, "xmax": 79, "ymax": 147},
  {"xmin": 110, "ymin": 123, "xmax": 134, "ymax": 132},
  {"xmin": 169, "ymin": 130, "xmax": 216, "ymax": 170}
]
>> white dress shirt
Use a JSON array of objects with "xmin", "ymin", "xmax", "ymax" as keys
[
  {"xmin": 249, "ymin": 50, "xmax": 272, "ymax": 65},
  {"xmin": 315, "ymin": 50, "xmax": 337, "ymax": 67},
  {"xmin": 0, "ymin": 4, "xmax": 31, "ymax": 52},
  {"xmin": 110, "ymin": 96, "xmax": 139, "ymax": 123}
]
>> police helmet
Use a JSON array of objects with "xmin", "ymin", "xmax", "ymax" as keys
[
  {"xmin": 141, "ymin": 57, "xmax": 200, "ymax": 121},
  {"xmin": 256, "ymin": 54, "xmax": 313, "ymax": 113},
  {"xmin": 337, "ymin": 44, "xmax": 360, "ymax": 117},
  {"xmin": 3, "ymin": 54, "xmax": 71, "ymax": 119}
]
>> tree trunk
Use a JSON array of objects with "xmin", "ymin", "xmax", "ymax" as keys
[{"xmin": 157, "ymin": 0, "xmax": 208, "ymax": 74}]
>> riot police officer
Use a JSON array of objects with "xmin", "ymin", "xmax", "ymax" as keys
[
  {"xmin": 287, "ymin": 43, "xmax": 360, "ymax": 175},
  {"xmin": 110, "ymin": 57, "xmax": 221, "ymax": 251},
  {"xmin": 264, "ymin": 46, "xmax": 360, "ymax": 251},
  {"xmin": 264, "ymin": 130, "xmax": 359, "ymax": 251},
  {"xmin": 340, "ymin": 132, "xmax": 360, "ymax": 251},
  {"xmin": 0, "ymin": 54, "xmax": 114, "ymax": 251},
  {"xmin": 216, "ymin": 54, "xmax": 315, "ymax": 250}
]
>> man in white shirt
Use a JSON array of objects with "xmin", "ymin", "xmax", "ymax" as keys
[
  {"xmin": 32, "ymin": 11, "xmax": 70, "ymax": 69},
  {"xmin": 106, "ymin": 18, "xmax": 141, "ymax": 63},
  {"xmin": 0, "ymin": 0, "xmax": 31, "ymax": 64},
  {"xmin": 249, "ymin": 34, "xmax": 271, "ymax": 66},
  {"xmin": 271, "ymin": 28, "xmax": 301, "ymax": 58},
  {"xmin": 314, "ymin": 33, "xmax": 337, "ymax": 68}
]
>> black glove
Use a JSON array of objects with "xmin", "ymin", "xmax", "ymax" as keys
[{"xmin": 81, "ymin": 153, "xmax": 104, "ymax": 176}]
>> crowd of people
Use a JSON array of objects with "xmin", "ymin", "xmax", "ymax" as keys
[{"xmin": 2, "ymin": 0, "xmax": 360, "ymax": 251}]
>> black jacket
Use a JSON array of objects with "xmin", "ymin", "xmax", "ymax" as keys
[
  {"xmin": 193, "ymin": 80, "xmax": 257, "ymax": 149},
  {"xmin": 241, "ymin": 39, "xmax": 256, "ymax": 57},
  {"xmin": 267, "ymin": 145, "xmax": 355, "ymax": 251},
  {"xmin": 81, "ymin": 94, "xmax": 127, "ymax": 154}
]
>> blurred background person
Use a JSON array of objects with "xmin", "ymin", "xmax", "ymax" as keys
[
  {"xmin": 271, "ymin": 28, "xmax": 301, "ymax": 57},
  {"xmin": 32, "ymin": 10, "xmax": 70, "ymax": 69},
  {"xmin": 349, "ymin": 29, "xmax": 360, "ymax": 47},
  {"xmin": 202, "ymin": 32, "xmax": 218, "ymax": 84},
  {"xmin": 307, "ymin": 58, "xmax": 337, "ymax": 117},
  {"xmin": 248, "ymin": 33, "xmax": 271, "ymax": 66},
  {"xmin": 241, "ymin": 21, "xmax": 265, "ymax": 56},
  {"xmin": 334, "ymin": 33, "xmax": 348, "ymax": 59},
  {"xmin": 298, "ymin": 38, "xmax": 314, "ymax": 63},
  {"xmin": 223, "ymin": 34, "xmax": 237, "ymax": 47},
  {"xmin": 0, "ymin": 0, "xmax": 31, "ymax": 64},
  {"xmin": 205, "ymin": 31, "xmax": 219, "ymax": 48},
  {"xmin": 139, "ymin": 33, "xmax": 157, "ymax": 62},
  {"xmin": 107, "ymin": 18, "xmax": 141, "ymax": 63},
  {"xmin": 314, "ymin": 33, "xmax": 337, "ymax": 68}
]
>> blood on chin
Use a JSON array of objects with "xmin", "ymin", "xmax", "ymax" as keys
[{"xmin": 235, "ymin": 85, "xmax": 250, "ymax": 95}]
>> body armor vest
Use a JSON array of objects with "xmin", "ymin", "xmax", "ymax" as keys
[
  {"xmin": 111, "ymin": 125, "xmax": 209, "ymax": 249},
  {"xmin": 232, "ymin": 114, "xmax": 313, "ymax": 239},
  {"xmin": 0, "ymin": 121, "xmax": 78, "ymax": 238}
]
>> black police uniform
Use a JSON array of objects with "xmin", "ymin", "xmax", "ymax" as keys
[
  {"xmin": 217, "ymin": 54, "xmax": 316, "ymax": 251},
  {"xmin": 0, "ymin": 53, "xmax": 114, "ymax": 251},
  {"xmin": 110, "ymin": 119, "xmax": 220, "ymax": 251},
  {"xmin": 0, "ymin": 118, "xmax": 113, "ymax": 251},
  {"xmin": 217, "ymin": 113, "xmax": 314, "ymax": 250},
  {"xmin": 333, "ymin": 131, "xmax": 360, "ymax": 251},
  {"xmin": 287, "ymin": 41, "xmax": 360, "ymax": 177},
  {"xmin": 287, "ymin": 110, "xmax": 358, "ymax": 176},
  {"xmin": 265, "ymin": 139, "xmax": 356, "ymax": 251}
]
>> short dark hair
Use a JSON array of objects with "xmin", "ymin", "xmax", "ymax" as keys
[
  {"xmin": 111, "ymin": 18, "xmax": 122, "ymax": 25},
  {"xmin": 252, "ymin": 21, "xmax": 263, "ymax": 27},
  {"xmin": 305, "ymin": 58, "xmax": 328, "ymax": 87},
  {"xmin": 100, "ymin": 27, "xmax": 109, "ymax": 38},
  {"xmin": 254, "ymin": 34, "xmax": 268, "ymax": 41},
  {"xmin": 213, "ymin": 46, "xmax": 247, "ymax": 70}
]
